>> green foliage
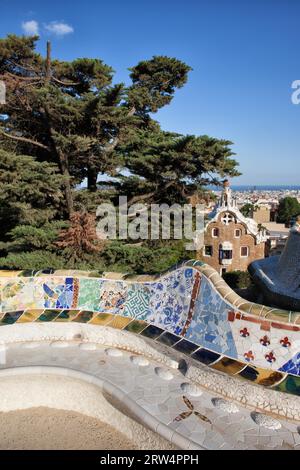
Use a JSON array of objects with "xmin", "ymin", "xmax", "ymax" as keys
[
  {"xmin": 128, "ymin": 56, "xmax": 192, "ymax": 113},
  {"xmin": 277, "ymin": 197, "xmax": 300, "ymax": 224},
  {"xmin": 0, "ymin": 34, "xmax": 241, "ymax": 274},
  {"xmin": 223, "ymin": 270, "xmax": 254, "ymax": 289},
  {"xmin": 0, "ymin": 251, "xmax": 67, "ymax": 270},
  {"xmin": 240, "ymin": 203, "xmax": 255, "ymax": 218},
  {"xmin": 0, "ymin": 149, "xmax": 63, "ymax": 231},
  {"xmin": 117, "ymin": 130, "xmax": 240, "ymax": 204},
  {"xmin": 0, "ymin": 222, "xmax": 68, "ymax": 252},
  {"xmin": 101, "ymin": 240, "xmax": 188, "ymax": 274}
]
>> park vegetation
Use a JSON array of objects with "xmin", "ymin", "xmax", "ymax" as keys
[{"xmin": 0, "ymin": 35, "xmax": 240, "ymax": 273}]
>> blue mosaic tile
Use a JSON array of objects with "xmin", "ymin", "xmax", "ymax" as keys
[
  {"xmin": 146, "ymin": 268, "xmax": 194, "ymax": 335},
  {"xmin": 156, "ymin": 331, "xmax": 181, "ymax": 347},
  {"xmin": 191, "ymin": 348, "xmax": 221, "ymax": 365},
  {"xmin": 172, "ymin": 339, "xmax": 199, "ymax": 355},
  {"xmin": 98, "ymin": 281, "xmax": 128, "ymax": 314},
  {"xmin": 140, "ymin": 324, "xmax": 164, "ymax": 339},
  {"xmin": 185, "ymin": 277, "xmax": 237, "ymax": 357},
  {"xmin": 279, "ymin": 352, "xmax": 300, "ymax": 375},
  {"xmin": 123, "ymin": 284, "xmax": 151, "ymax": 320},
  {"xmin": 43, "ymin": 277, "xmax": 74, "ymax": 309}
]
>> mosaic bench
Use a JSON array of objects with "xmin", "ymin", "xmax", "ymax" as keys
[{"xmin": 0, "ymin": 260, "xmax": 300, "ymax": 398}]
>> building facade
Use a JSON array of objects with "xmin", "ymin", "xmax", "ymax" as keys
[
  {"xmin": 253, "ymin": 205, "xmax": 271, "ymax": 224},
  {"xmin": 197, "ymin": 181, "xmax": 267, "ymax": 275}
]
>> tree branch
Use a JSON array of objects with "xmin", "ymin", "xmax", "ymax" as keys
[
  {"xmin": 51, "ymin": 76, "xmax": 81, "ymax": 87},
  {"xmin": 102, "ymin": 107, "xmax": 136, "ymax": 154},
  {"xmin": 0, "ymin": 129, "xmax": 50, "ymax": 151},
  {"xmin": 3, "ymin": 72, "xmax": 41, "ymax": 82},
  {"xmin": 128, "ymin": 180, "xmax": 173, "ymax": 205}
]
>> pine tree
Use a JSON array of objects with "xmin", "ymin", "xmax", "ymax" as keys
[
  {"xmin": 55, "ymin": 211, "xmax": 105, "ymax": 264},
  {"xmin": 116, "ymin": 129, "xmax": 240, "ymax": 205},
  {"xmin": 0, "ymin": 35, "xmax": 192, "ymax": 215}
]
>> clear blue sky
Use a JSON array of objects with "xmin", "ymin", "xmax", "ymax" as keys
[{"xmin": 0, "ymin": 0, "xmax": 299, "ymax": 185}]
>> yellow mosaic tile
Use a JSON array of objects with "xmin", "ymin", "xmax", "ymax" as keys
[
  {"xmin": 88, "ymin": 313, "xmax": 114, "ymax": 325},
  {"xmin": 239, "ymin": 364, "xmax": 284, "ymax": 386},
  {"xmin": 55, "ymin": 310, "xmax": 82, "ymax": 322},
  {"xmin": 211, "ymin": 357, "xmax": 246, "ymax": 375},
  {"xmin": 0, "ymin": 271, "xmax": 22, "ymax": 277},
  {"xmin": 216, "ymin": 285, "xmax": 232, "ymax": 298},
  {"xmin": 17, "ymin": 309, "xmax": 45, "ymax": 323},
  {"xmin": 237, "ymin": 301, "xmax": 254, "ymax": 312},
  {"xmin": 264, "ymin": 309, "xmax": 293, "ymax": 322},
  {"xmin": 108, "ymin": 315, "xmax": 133, "ymax": 330},
  {"xmin": 248, "ymin": 303, "xmax": 264, "ymax": 316},
  {"xmin": 224, "ymin": 291, "xmax": 241, "ymax": 305}
]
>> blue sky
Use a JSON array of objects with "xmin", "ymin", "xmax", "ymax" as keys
[{"xmin": 0, "ymin": 0, "xmax": 299, "ymax": 185}]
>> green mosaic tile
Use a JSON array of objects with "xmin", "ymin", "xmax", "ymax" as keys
[
  {"xmin": 124, "ymin": 320, "xmax": 148, "ymax": 334},
  {"xmin": 273, "ymin": 375, "xmax": 300, "ymax": 395},
  {"xmin": 77, "ymin": 278, "xmax": 101, "ymax": 311},
  {"xmin": 17, "ymin": 309, "xmax": 44, "ymax": 323},
  {"xmin": 89, "ymin": 313, "xmax": 114, "ymax": 325},
  {"xmin": 36, "ymin": 310, "xmax": 62, "ymax": 322},
  {"xmin": 55, "ymin": 310, "xmax": 81, "ymax": 322},
  {"xmin": 0, "ymin": 311, "xmax": 24, "ymax": 324}
]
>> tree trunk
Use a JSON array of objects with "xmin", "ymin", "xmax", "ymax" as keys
[
  {"xmin": 87, "ymin": 168, "xmax": 98, "ymax": 192},
  {"xmin": 59, "ymin": 152, "xmax": 74, "ymax": 216}
]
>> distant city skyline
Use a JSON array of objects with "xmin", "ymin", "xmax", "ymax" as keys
[{"xmin": 0, "ymin": 0, "xmax": 299, "ymax": 184}]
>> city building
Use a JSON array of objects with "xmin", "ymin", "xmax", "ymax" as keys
[
  {"xmin": 197, "ymin": 180, "xmax": 268, "ymax": 274},
  {"xmin": 252, "ymin": 205, "xmax": 271, "ymax": 224}
]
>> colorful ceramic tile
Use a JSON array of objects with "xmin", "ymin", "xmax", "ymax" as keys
[
  {"xmin": 172, "ymin": 339, "xmax": 199, "ymax": 355},
  {"xmin": 124, "ymin": 320, "xmax": 148, "ymax": 334},
  {"xmin": 156, "ymin": 331, "xmax": 181, "ymax": 347},
  {"xmin": 42, "ymin": 277, "xmax": 74, "ymax": 309},
  {"xmin": 88, "ymin": 313, "xmax": 114, "ymax": 326},
  {"xmin": 98, "ymin": 281, "xmax": 128, "ymax": 314},
  {"xmin": 72, "ymin": 311, "xmax": 94, "ymax": 323},
  {"xmin": 274, "ymin": 375, "xmax": 300, "ymax": 395},
  {"xmin": 55, "ymin": 310, "xmax": 81, "ymax": 322},
  {"xmin": 211, "ymin": 357, "xmax": 247, "ymax": 375},
  {"xmin": 108, "ymin": 315, "xmax": 133, "ymax": 330},
  {"xmin": 17, "ymin": 309, "xmax": 45, "ymax": 323},
  {"xmin": 1, "ymin": 265, "xmax": 300, "ymax": 386},
  {"xmin": 123, "ymin": 284, "xmax": 151, "ymax": 320},
  {"xmin": 279, "ymin": 352, "xmax": 300, "ymax": 375},
  {"xmin": 0, "ymin": 311, "xmax": 23, "ymax": 324},
  {"xmin": 191, "ymin": 348, "xmax": 221, "ymax": 365},
  {"xmin": 147, "ymin": 268, "xmax": 194, "ymax": 335},
  {"xmin": 140, "ymin": 324, "xmax": 165, "ymax": 339},
  {"xmin": 1, "ymin": 278, "xmax": 45, "ymax": 311},
  {"xmin": 239, "ymin": 365, "xmax": 284, "ymax": 386},
  {"xmin": 181, "ymin": 271, "xmax": 201, "ymax": 336},
  {"xmin": 36, "ymin": 309, "xmax": 62, "ymax": 322},
  {"xmin": 77, "ymin": 278, "xmax": 101, "ymax": 311},
  {"xmin": 185, "ymin": 277, "xmax": 237, "ymax": 357}
]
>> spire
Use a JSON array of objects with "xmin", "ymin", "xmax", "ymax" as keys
[{"xmin": 221, "ymin": 179, "xmax": 233, "ymax": 208}]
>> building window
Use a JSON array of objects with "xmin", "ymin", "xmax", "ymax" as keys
[
  {"xmin": 235, "ymin": 229, "xmax": 241, "ymax": 238},
  {"xmin": 241, "ymin": 246, "xmax": 249, "ymax": 257},
  {"xmin": 204, "ymin": 245, "xmax": 213, "ymax": 257},
  {"xmin": 212, "ymin": 228, "xmax": 219, "ymax": 237},
  {"xmin": 221, "ymin": 212, "xmax": 234, "ymax": 225},
  {"xmin": 219, "ymin": 249, "xmax": 233, "ymax": 260}
]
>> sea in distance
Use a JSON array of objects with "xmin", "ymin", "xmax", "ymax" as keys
[{"xmin": 209, "ymin": 185, "xmax": 300, "ymax": 192}]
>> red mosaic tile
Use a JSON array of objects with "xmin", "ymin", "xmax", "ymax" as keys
[{"xmin": 228, "ymin": 310, "xmax": 235, "ymax": 322}]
